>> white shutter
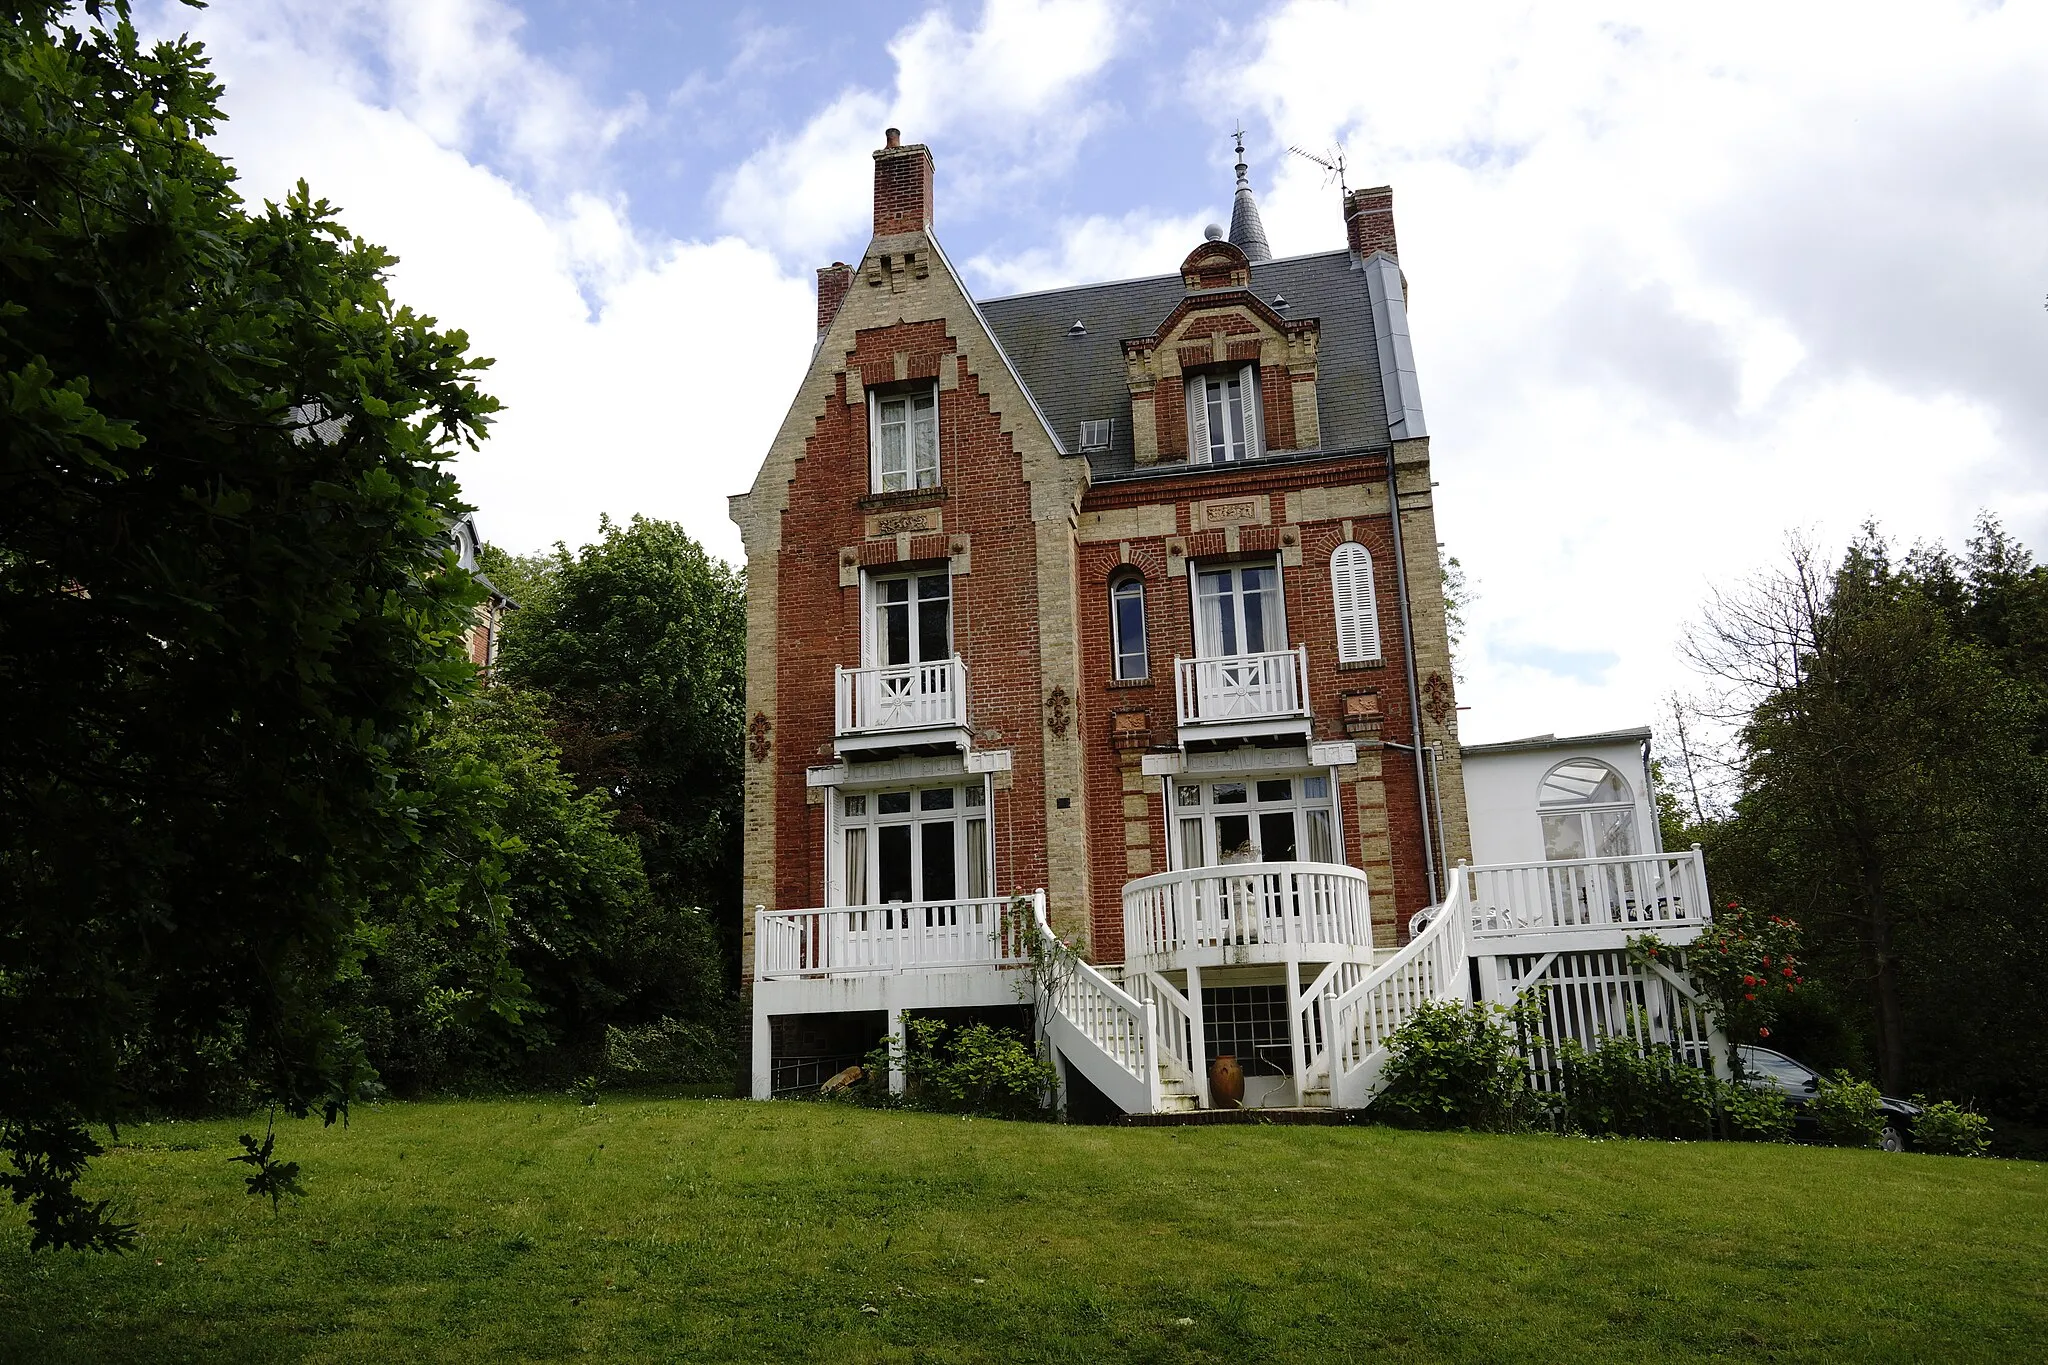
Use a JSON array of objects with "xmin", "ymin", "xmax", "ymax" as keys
[
  {"xmin": 1185, "ymin": 376, "xmax": 1209, "ymax": 463},
  {"xmin": 1331, "ymin": 543, "xmax": 1381, "ymax": 663},
  {"xmin": 1240, "ymin": 363, "xmax": 1262, "ymax": 459}
]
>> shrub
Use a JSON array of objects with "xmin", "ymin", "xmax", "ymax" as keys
[
  {"xmin": 1812, "ymin": 1072, "xmax": 1886, "ymax": 1148},
  {"xmin": 603, "ymin": 1016, "xmax": 742, "ymax": 1089},
  {"xmin": 849, "ymin": 1019, "xmax": 1057, "ymax": 1120},
  {"xmin": 1557, "ymin": 1033, "xmax": 1715, "ymax": 1140},
  {"xmin": 1911, "ymin": 1100, "xmax": 1992, "ymax": 1157},
  {"xmin": 1375, "ymin": 1000, "xmax": 1536, "ymax": 1132},
  {"xmin": 1719, "ymin": 1080, "xmax": 1796, "ymax": 1142}
]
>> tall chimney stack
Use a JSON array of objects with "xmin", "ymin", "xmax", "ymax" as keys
[
  {"xmin": 816, "ymin": 261, "xmax": 853, "ymax": 337},
  {"xmin": 1343, "ymin": 185, "xmax": 1398, "ymax": 261},
  {"xmin": 873, "ymin": 128, "xmax": 935, "ymax": 237}
]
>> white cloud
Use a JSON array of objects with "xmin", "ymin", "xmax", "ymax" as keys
[
  {"xmin": 965, "ymin": 210, "xmax": 1213, "ymax": 296},
  {"xmin": 143, "ymin": 0, "xmax": 812, "ymax": 564},
  {"xmin": 716, "ymin": 0, "xmax": 1127, "ymax": 264},
  {"xmin": 1190, "ymin": 1, "xmax": 2048, "ymax": 743}
]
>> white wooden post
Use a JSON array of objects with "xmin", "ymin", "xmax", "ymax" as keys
[
  {"xmin": 1185, "ymin": 963, "xmax": 1212, "ymax": 1108},
  {"xmin": 1285, "ymin": 953, "xmax": 1307, "ymax": 1105},
  {"xmin": 750, "ymin": 906, "xmax": 773, "ymax": 1099},
  {"xmin": 886, "ymin": 1005, "xmax": 907, "ymax": 1095}
]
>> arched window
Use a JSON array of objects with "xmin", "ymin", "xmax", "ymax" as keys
[
  {"xmin": 1330, "ymin": 542, "xmax": 1380, "ymax": 663},
  {"xmin": 1537, "ymin": 759, "xmax": 1638, "ymax": 861},
  {"xmin": 1111, "ymin": 574, "xmax": 1148, "ymax": 680}
]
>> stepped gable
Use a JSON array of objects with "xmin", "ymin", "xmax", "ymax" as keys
[{"xmin": 977, "ymin": 250, "xmax": 1394, "ymax": 479}]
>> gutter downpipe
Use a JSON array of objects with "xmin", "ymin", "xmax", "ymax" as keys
[{"xmin": 1384, "ymin": 446, "xmax": 1440, "ymax": 911}]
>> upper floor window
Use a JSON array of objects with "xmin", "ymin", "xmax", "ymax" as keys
[
  {"xmin": 865, "ymin": 568, "xmax": 951, "ymax": 667},
  {"xmin": 1185, "ymin": 364, "xmax": 1260, "ymax": 464},
  {"xmin": 1111, "ymin": 574, "xmax": 1148, "ymax": 680},
  {"xmin": 1193, "ymin": 560, "xmax": 1285, "ymax": 657},
  {"xmin": 1078, "ymin": 418, "xmax": 1114, "ymax": 452},
  {"xmin": 1537, "ymin": 759, "xmax": 1638, "ymax": 861},
  {"xmin": 1330, "ymin": 542, "xmax": 1381, "ymax": 663},
  {"xmin": 871, "ymin": 385, "xmax": 938, "ymax": 493}
]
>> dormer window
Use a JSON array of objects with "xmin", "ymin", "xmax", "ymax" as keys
[
  {"xmin": 870, "ymin": 385, "xmax": 938, "ymax": 493},
  {"xmin": 1185, "ymin": 365, "xmax": 1261, "ymax": 464},
  {"xmin": 1078, "ymin": 419, "xmax": 1113, "ymax": 452}
]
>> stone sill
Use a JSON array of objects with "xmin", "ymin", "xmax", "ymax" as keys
[
  {"xmin": 1337, "ymin": 658, "xmax": 1387, "ymax": 672},
  {"xmin": 857, "ymin": 486, "xmax": 949, "ymax": 513}
]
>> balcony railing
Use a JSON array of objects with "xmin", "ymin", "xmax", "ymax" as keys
[
  {"xmin": 1121, "ymin": 860, "xmax": 1373, "ymax": 969},
  {"xmin": 835, "ymin": 656, "xmax": 968, "ymax": 738},
  {"xmin": 755, "ymin": 895, "xmax": 1030, "ymax": 980},
  {"xmin": 1464, "ymin": 850, "xmax": 1711, "ymax": 944},
  {"xmin": 1174, "ymin": 647, "xmax": 1310, "ymax": 730}
]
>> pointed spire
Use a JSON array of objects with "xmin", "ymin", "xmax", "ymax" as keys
[{"xmin": 1227, "ymin": 125, "xmax": 1272, "ymax": 263}]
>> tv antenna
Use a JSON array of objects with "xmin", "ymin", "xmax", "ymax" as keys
[{"xmin": 1288, "ymin": 143, "xmax": 1348, "ymax": 195}]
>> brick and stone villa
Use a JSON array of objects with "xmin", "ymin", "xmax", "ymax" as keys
[{"xmin": 730, "ymin": 130, "xmax": 1718, "ymax": 1115}]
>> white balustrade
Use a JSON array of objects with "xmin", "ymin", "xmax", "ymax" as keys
[
  {"xmin": 1122, "ymin": 861, "xmax": 1373, "ymax": 968},
  {"xmin": 1174, "ymin": 647, "xmax": 1309, "ymax": 727},
  {"xmin": 754, "ymin": 896, "xmax": 1026, "ymax": 979},
  {"xmin": 1127, "ymin": 971, "xmax": 1202, "ymax": 1093},
  {"xmin": 834, "ymin": 655, "xmax": 968, "ymax": 736},
  {"xmin": 1032, "ymin": 894, "xmax": 1163, "ymax": 1113},
  {"xmin": 1465, "ymin": 850, "xmax": 1710, "ymax": 942},
  {"xmin": 1326, "ymin": 866, "xmax": 1473, "ymax": 1107}
]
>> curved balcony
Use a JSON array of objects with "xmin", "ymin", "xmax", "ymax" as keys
[{"xmin": 1121, "ymin": 861, "xmax": 1376, "ymax": 972}]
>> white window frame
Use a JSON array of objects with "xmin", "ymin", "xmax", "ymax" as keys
[
  {"xmin": 869, "ymin": 383, "xmax": 940, "ymax": 493},
  {"xmin": 1078, "ymin": 418, "xmax": 1114, "ymax": 451},
  {"xmin": 861, "ymin": 566, "xmax": 952, "ymax": 669},
  {"xmin": 1184, "ymin": 364, "xmax": 1262, "ymax": 464},
  {"xmin": 1164, "ymin": 771, "xmax": 1339, "ymax": 869},
  {"xmin": 1189, "ymin": 556, "xmax": 1288, "ymax": 659},
  {"xmin": 1111, "ymin": 573, "xmax": 1148, "ymax": 680},
  {"xmin": 1330, "ymin": 542, "xmax": 1382, "ymax": 663},
  {"xmin": 1536, "ymin": 759, "xmax": 1640, "ymax": 861},
  {"xmin": 829, "ymin": 780, "xmax": 993, "ymax": 908}
]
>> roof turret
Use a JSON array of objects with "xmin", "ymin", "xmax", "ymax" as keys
[{"xmin": 1227, "ymin": 128, "xmax": 1272, "ymax": 263}]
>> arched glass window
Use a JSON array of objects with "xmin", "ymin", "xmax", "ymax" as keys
[
  {"xmin": 1330, "ymin": 542, "xmax": 1381, "ymax": 662},
  {"xmin": 1537, "ymin": 759, "xmax": 1637, "ymax": 861},
  {"xmin": 1111, "ymin": 574, "xmax": 1148, "ymax": 680}
]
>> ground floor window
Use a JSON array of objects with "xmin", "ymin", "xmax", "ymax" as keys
[
  {"xmin": 838, "ymin": 780, "xmax": 990, "ymax": 906},
  {"xmin": 1203, "ymin": 985, "xmax": 1292, "ymax": 1077},
  {"xmin": 1171, "ymin": 773, "xmax": 1335, "ymax": 868}
]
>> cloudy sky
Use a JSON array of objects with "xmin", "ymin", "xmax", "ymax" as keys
[{"xmin": 139, "ymin": 0, "xmax": 2048, "ymax": 745}]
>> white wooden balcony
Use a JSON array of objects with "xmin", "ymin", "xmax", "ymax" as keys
[
  {"xmin": 755, "ymin": 896, "xmax": 1029, "ymax": 980},
  {"xmin": 1173, "ymin": 646, "xmax": 1312, "ymax": 744},
  {"xmin": 1121, "ymin": 861, "xmax": 1375, "ymax": 972},
  {"xmin": 1464, "ymin": 849, "xmax": 1712, "ymax": 952},
  {"xmin": 833, "ymin": 656, "xmax": 970, "ymax": 756}
]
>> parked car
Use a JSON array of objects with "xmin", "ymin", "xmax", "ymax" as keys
[{"xmin": 1735, "ymin": 1045, "xmax": 1921, "ymax": 1151}]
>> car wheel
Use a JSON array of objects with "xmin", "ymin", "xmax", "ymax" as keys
[{"xmin": 1881, "ymin": 1123, "xmax": 1907, "ymax": 1153}]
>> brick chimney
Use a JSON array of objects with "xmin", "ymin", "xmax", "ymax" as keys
[
  {"xmin": 873, "ymin": 127, "xmax": 935, "ymax": 237},
  {"xmin": 816, "ymin": 261, "xmax": 853, "ymax": 337},
  {"xmin": 1343, "ymin": 185, "xmax": 1398, "ymax": 261}
]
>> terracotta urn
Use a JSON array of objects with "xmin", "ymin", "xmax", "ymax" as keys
[{"xmin": 1209, "ymin": 1053, "xmax": 1245, "ymax": 1109}]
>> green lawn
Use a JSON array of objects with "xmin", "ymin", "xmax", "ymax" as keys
[{"xmin": 3, "ymin": 1097, "xmax": 2043, "ymax": 1363}]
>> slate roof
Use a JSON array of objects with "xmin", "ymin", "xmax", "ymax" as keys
[{"xmin": 976, "ymin": 249, "xmax": 1394, "ymax": 482}]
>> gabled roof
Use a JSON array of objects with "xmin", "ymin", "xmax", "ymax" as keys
[{"xmin": 976, "ymin": 249, "xmax": 1397, "ymax": 480}]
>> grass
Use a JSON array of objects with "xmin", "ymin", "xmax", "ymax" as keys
[{"xmin": 3, "ymin": 1096, "xmax": 2045, "ymax": 1363}]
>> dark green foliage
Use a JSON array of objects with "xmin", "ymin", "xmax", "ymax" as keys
[
  {"xmin": 0, "ymin": 2, "xmax": 498, "ymax": 1246},
  {"xmin": 0, "ymin": 1120, "xmax": 134, "ymax": 1252},
  {"xmin": 495, "ymin": 516, "xmax": 746, "ymax": 978},
  {"xmin": 850, "ymin": 1019, "xmax": 1058, "ymax": 1120},
  {"xmin": 1811, "ymin": 1072, "xmax": 1886, "ymax": 1148},
  {"xmin": 1719, "ymin": 1082, "xmax": 1796, "ymax": 1143},
  {"xmin": 602, "ymin": 1016, "xmax": 743, "ymax": 1089},
  {"xmin": 1374, "ymin": 999, "xmax": 1537, "ymax": 1132},
  {"xmin": 336, "ymin": 687, "xmax": 731, "ymax": 1094},
  {"xmin": 1556, "ymin": 1033, "xmax": 1716, "ymax": 1140},
  {"xmin": 1692, "ymin": 519, "xmax": 2048, "ymax": 1120},
  {"xmin": 228, "ymin": 1118, "xmax": 304, "ymax": 1213},
  {"xmin": 1911, "ymin": 1099, "xmax": 1992, "ymax": 1157}
]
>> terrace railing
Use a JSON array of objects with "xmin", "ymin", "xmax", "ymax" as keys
[
  {"xmin": 1465, "ymin": 850, "xmax": 1710, "ymax": 946},
  {"xmin": 1122, "ymin": 861, "xmax": 1373, "ymax": 969},
  {"xmin": 754, "ymin": 895, "xmax": 1025, "ymax": 980}
]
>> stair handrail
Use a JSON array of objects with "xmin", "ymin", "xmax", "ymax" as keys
[
  {"xmin": 1031, "ymin": 893, "xmax": 1161, "ymax": 1113},
  {"xmin": 1325, "ymin": 865, "xmax": 1473, "ymax": 1107}
]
